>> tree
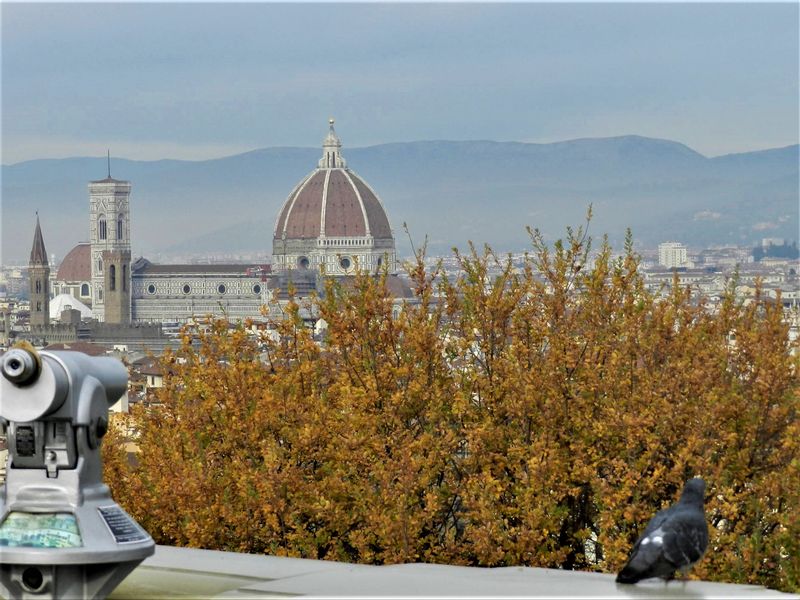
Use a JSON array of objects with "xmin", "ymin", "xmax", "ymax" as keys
[{"xmin": 105, "ymin": 221, "xmax": 799, "ymax": 592}]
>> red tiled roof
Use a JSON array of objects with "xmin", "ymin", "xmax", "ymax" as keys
[
  {"xmin": 351, "ymin": 173, "xmax": 392, "ymax": 238},
  {"xmin": 324, "ymin": 170, "xmax": 366, "ymax": 237},
  {"xmin": 57, "ymin": 243, "xmax": 91, "ymax": 282},
  {"xmin": 286, "ymin": 171, "xmax": 326, "ymax": 238},
  {"xmin": 131, "ymin": 357, "xmax": 166, "ymax": 376},
  {"xmin": 274, "ymin": 168, "xmax": 392, "ymax": 241},
  {"xmin": 43, "ymin": 341, "xmax": 110, "ymax": 356},
  {"xmin": 133, "ymin": 263, "xmax": 267, "ymax": 275},
  {"xmin": 335, "ymin": 274, "xmax": 415, "ymax": 299}
]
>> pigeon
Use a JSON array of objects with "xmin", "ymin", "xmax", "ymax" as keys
[{"xmin": 616, "ymin": 478, "xmax": 709, "ymax": 584}]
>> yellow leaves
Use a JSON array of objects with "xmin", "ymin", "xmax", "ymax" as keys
[{"xmin": 100, "ymin": 223, "xmax": 800, "ymax": 592}]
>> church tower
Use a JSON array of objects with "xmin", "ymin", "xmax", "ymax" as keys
[
  {"xmin": 28, "ymin": 213, "xmax": 50, "ymax": 327},
  {"xmin": 89, "ymin": 153, "xmax": 132, "ymax": 323}
]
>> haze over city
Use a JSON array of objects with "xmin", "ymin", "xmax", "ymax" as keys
[
  {"xmin": 0, "ymin": 6, "xmax": 799, "ymax": 597},
  {"xmin": 2, "ymin": 2, "xmax": 798, "ymax": 164},
  {"xmin": 1, "ymin": 2, "xmax": 798, "ymax": 264}
]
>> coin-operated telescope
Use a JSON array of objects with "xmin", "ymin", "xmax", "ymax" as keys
[{"xmin": 0, "ymin": 344, "xmax": 154, "ymax": 599}]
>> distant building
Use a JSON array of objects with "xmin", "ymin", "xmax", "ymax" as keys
[
  {"xmin": 130, "ymin": 260, "xmax": 269, "ymax": 323},
  {"xmin": 753, "ymin": 240, "xmax": 799, "ymax": 262},
  {"xmin": 49, "ymin": 294, "xmax": 93, "ymax": 321},
  {"xmin": 272, "ymin": 119, "xmax": 396, "ymax": 275},
  {"xmin": 28, "ymin": 215, "xmax": 50, "ymax": 327},
  {"xmin": 53, "ymin": 242, "xmax": 93, "ymax": 307},
  {"xmin": 41, "ymin": 120, "xmax": 411, "ymax": 331},
  {"xmin": 17, "ymin": 217, "xmax": 167, "ymax": 352},
  {"xmin": 89, "ymin": 168, "xmax": 132, "ymax": 324},
  {"xmin": 658, "ymin": 242, "xmax": 689, "ymax": 269},
  {"xmin": 698, "ymin": 245, "xmax": 753, "ymax": 268}
]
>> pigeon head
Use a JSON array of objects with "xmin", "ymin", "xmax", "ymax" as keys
[{"xmin": 679, "ymin": 477, "xmax": 706, "ymax": 507}]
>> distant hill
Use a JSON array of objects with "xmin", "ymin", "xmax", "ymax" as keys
[{"xmin": 2, "ymin": 136, "xmax": 797, "ymax": 264}]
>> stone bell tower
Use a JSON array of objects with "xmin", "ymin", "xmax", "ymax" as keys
[
  {"xmin": 89, "ymin": 152, "xmax": 131, "ymax": 324},
  {"xmin": 28, "ymin": 213, "xmax": 50, "ymax": 327}
]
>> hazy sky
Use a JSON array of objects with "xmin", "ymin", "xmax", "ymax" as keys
[{"xmin": 2, "ymin": 2, "xmax": 798, "ymax": 164}]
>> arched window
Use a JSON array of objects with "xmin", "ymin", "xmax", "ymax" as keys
[
  {"xmin": 97, "ymin": 257, "xmax": 103, "ymax": 272},
  {"xmin": 80, "ymin": 283, "xmax": 90, "ymax": 297},
  {"xmin": 98, "ymin": 215, "xmax": 107, "ymax": 240},
  {"xmin": 117, "ymin": 215, "xmax": 124, "ymax": 240},
  {"xmin": 109, "ymin": 264, "xmax": 116, "ymax": 291},
  {"xmin": 35, "ymin": 280, "xmax": 41, "ymax": 294}
]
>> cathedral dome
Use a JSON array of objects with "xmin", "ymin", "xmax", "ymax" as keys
[
  {"xmin": 274, "ymin": 121, "xmax": 391, "ymax": 241},
  {"xmin": 57, "ymin": 242, "xmax": 91, "ymax": 282},
  {"xmin": 272, "ymin": 120, "xmax": 396, "ymax": 275},
  {"xmin": 274, "ymin": 168, "xmax": 392, "ymax": 240}
]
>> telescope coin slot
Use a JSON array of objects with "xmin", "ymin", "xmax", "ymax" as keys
[
  {"xmin": 15, "ymin": 425, "xmax": 36, "ymax": 457},
  {"xmin": 97, "ymin": 506, "xmax": 149, "ymax": 544}
]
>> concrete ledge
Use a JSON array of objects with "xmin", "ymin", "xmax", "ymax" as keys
[{"xmin": 108, "ymin": 545, "xmax": 799, "ymax": 598}]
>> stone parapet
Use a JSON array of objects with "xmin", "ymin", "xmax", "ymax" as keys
[{"xmin": 111, "ymin": 545, "xmax": 800, "ymax": 599}]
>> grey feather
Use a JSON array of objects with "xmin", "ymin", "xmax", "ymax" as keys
[{"xmin": 616, "ymin": 478, "xmax": 709, "ymax": 584}]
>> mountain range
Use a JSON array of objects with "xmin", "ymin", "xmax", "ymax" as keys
[{"xmin": 2, "ymin": 136, "xmax": 797, "ymax": 264}]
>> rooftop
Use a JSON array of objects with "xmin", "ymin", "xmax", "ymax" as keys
[
  {"xmin": 43, "ymin": 341, "xmax": 111, "ymax": 356},
  {"xmin": 132, "ymin": 261, "xmax": 267, "ymax": 275},
  {"xmin": 57, "ymin": 242, "xmax": 92, "ymax": 282}
]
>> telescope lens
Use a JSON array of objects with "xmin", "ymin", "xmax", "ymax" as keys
[
  {"xmin": 1, "ymin": 348, "xmax": 39, "ymax": 385},
  {"xmin": 21, "ymin": 567, "xmax": 44, "ymax": 592}
]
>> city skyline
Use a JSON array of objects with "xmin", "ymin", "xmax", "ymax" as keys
[
  {"xmin": 2, "ymin": 3, "xmax": 798, "ymax": 165},
  {"xmin": 3, "ymin": 132, "xmax": 798, "ymax": 265}
]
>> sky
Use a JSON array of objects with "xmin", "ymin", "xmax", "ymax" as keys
[{"xmin": 1, "ymin": 2, "xmax": 798, "ymax": 164}]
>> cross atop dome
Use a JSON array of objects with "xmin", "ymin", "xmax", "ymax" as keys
[{"xmin": 319, "ymin": 117, "xmax": 346, "ymax": 169}]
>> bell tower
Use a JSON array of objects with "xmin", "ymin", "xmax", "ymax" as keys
[
  {"xmin": 28, "ymin": 213, "xmax": 50, "ymax": 327},
  {"xmin": 89, "ymin": 152, "xmax": 132, "ymax": 324}
]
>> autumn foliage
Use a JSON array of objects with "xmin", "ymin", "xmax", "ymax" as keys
[{"xmin": 104, "ymin": 222, "xmax": 799, "ymax": 592}]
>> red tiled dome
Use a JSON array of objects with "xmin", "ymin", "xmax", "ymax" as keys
[
  {"xmin": 57, "ymin": 242, "xmax": 91, "ymax": 282},
  {"xmin": 274, "ymin": 121, "xmax": 392, "ymax": 242},
  {"xmin": 274, "ymin": 169, "xmax": 391, "ymax": 240}
]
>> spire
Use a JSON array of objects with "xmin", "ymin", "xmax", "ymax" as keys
[
  {"xmin": 30, "ymin": 212, "xmax": 49, "ymax": 266},
  {"xmin": 318, "ymin": 117, "xmax": 346, "ymax": 169},
  {"xmin": 107, "ymin": 149, "xmax": 111, "ymax": 178}
]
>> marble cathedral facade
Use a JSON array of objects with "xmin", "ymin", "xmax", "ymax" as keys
[{"xmin": 39, "ymin": 121, "xmax": 407, "ymax": 331}]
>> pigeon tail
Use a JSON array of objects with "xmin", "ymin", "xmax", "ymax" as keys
[
  {"xmin": 615, "ymin": 567, "xmax": 643, "ymax": 584},
  {"xmin": 616, "ymin": 546, "xmax": 679, "ymax": 584},
  {"xmin": 615, "ymin": 567, "xmax": 674, "ymax": 584}
]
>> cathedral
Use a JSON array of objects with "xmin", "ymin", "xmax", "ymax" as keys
[
  {"xmin": 33, "ymin": 120, "xmax": 404, "ymax": 336},
  {"xmin": 273, "ymin": 119, "xmax": 396, "ymax": 275}
]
